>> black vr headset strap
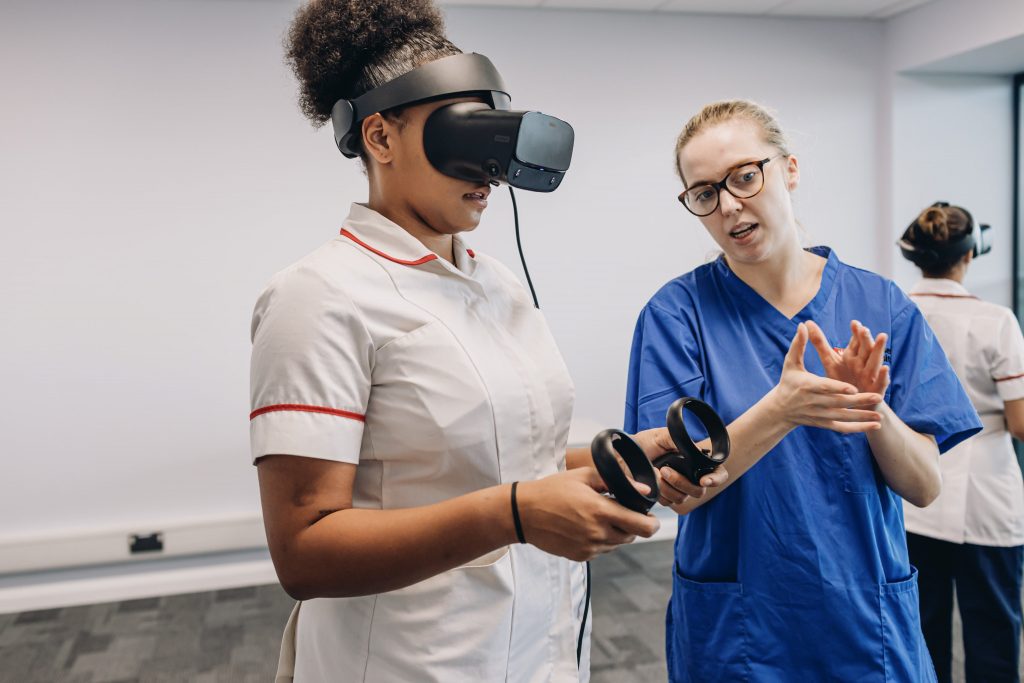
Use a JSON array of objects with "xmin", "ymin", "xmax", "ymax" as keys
[{"xmin": 331, "ymin": 53, "xmax": 511, "ymax": 158}]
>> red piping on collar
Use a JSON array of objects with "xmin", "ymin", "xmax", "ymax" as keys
[
  {"xmin": 467, "ymin": 249, "xmax": 476, "ymax": 258},
  {"xmin": 909, "ymin": 293, "xmax": 979, "ymax": 300},
  {"xmin": 250, "ymin": 403, "xmax": 366, "ymax": 422},
  {"xmin": 340, "ymin": 229, "xmax": 438, "ymax": 266},
  {"xmin": 995, "ymin": 373, "xmax": 1024, "ymax": 383}
]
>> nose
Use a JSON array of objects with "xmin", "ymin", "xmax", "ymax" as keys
[{"xmin": 718, "ymin": 188, "xmax": 742, "ymax": 216}]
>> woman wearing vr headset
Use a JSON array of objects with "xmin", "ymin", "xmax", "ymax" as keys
[
  {"xmin": 624, "ymin": 101, "xmax": 982, "ymax": 681},
  {"xmin": 248, "ymin": 2, "xmax": 721, "ymax": 681},
  {"xmin": 900, "ymin": 203, "xmax": 1024, "ymax": 683}
]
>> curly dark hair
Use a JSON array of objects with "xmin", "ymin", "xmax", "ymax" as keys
[{"xmin": 284, "ymin": 0, "xmax": 461, "ymax": 131}]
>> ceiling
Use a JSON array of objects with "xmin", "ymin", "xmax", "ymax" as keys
[{"xmin": 438, "ymin": 0, "xmax": 937, "ymax": 20}]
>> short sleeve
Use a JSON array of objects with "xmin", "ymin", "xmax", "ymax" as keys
[
  {"xmin": 249, "ymin": 266, "xmax": 373, "ymax": 465},
  {"xmin": 624, "ymin": 302, "xmax": 705, "ymax": 434},
  {"xmin": 887, "ymin": 284, "xmax": 981, "ymax": 453},
  {"xmin": 991, "ymin": 308, "xmax": 1024, "ymax": 402}
]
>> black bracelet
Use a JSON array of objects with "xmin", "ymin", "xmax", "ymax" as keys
[{"xmin": 510, "ymin": 481, "xmax": 527, "ymax": 544}]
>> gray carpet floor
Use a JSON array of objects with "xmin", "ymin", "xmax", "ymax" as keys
[{"xmin": 0, "ymin": 540, "xmax": 1016, "ymax": 682}]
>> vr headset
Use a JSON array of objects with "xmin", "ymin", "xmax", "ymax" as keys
[
  {"xmin": 330, "ymin": 53, "xmax": 573, "ymax": 192},
  {"xmin": 898, "ymin": 201, "xmax": 992, "ymax": 269}
]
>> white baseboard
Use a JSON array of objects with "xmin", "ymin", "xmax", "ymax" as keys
[
  {"xmin": 0, "ymin": 506, "xmax": 674, "ymax": 615},
  {"xmin": 0, "ymin": 516, "xmax": 267, "ymax": 575},
  {"xmin": 0, "ymin": 548, "xmax": 279, "ymax": 615}
]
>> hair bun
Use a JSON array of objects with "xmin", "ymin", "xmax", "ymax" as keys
[
  {"xmin": 286, "ymin": 0, "xmax": 449, "ymax": 124},
  {"xmin": 917, "ymin": 206, "xmax": 949, "ymax": 242}
]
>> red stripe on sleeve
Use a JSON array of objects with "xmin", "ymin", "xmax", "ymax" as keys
[{"xmin": 249, "ymin": 404, "xmax": 366, "ymax": 422}]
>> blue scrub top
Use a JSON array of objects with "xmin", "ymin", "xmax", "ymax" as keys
[{"xmin": 624, "ymin": 247, "xmax": 981, "ymax": 683}]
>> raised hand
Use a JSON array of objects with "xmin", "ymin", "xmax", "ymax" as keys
[
  {"xmin": 806, "ymin": 320, "xmax": 890, "ymax": 397},
  {"xmin": 769, "ymin": 322, "xmax": 883, "ymax": 433}
]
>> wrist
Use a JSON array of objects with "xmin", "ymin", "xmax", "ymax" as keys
[
  {"xmin": 489, "ymin": 483, "xmax": 521, "ymax": 546},
  {"xmin": 510, "ymin": 482, "xmax": 527, "ymax": 544},
  {"xmin": 762, "ymin": 386, "xmax": 794, "ymax": 429}
]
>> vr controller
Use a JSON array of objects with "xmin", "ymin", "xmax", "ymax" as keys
[{"xmin": 590, "ymin": 398, "xmax": 731, "ymax": 514}]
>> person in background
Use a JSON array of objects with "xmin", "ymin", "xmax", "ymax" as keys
[{"xmin": 900, "ymin": 201, "xmax": 1024, "ymax": 683}]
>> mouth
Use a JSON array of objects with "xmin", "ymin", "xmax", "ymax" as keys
[
  {"xmin": 463, "ymin": 188, "xmax": 490, "ymax": 208},
  {"xmin": 729, "ymin": 222, "xmax": 759, "ymax": 241}
]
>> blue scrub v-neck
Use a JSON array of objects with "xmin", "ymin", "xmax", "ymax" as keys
[{"xmin": 714, "ymin": 245, "xmax": 838, "ymax": 334}]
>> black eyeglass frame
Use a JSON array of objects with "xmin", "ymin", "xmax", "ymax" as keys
[{"xmin": 678, "ymin": 154, "xmax": 784, "ymax": 217}]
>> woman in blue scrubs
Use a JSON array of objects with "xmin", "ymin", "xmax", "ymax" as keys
[{"xmin": 625, "ymin": 100, "xmax": 982, "ymax": 682}]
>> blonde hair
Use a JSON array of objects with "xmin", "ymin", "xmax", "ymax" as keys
[{"xmin": 674, "ymin": 100, "xmax": 791, "ymax": 185}]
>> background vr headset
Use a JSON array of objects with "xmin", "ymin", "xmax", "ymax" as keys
[
  {"xmin": 898, "ymin": 201, "xmax": 992, "ymax": 269},
  {"xmin": 330, "ymin": 53, "xmax": 573, "ymax": 192}
]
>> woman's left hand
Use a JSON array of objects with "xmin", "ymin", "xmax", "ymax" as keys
[
  {"xmin": 806, "ymin": 320, "xmax": 890, "ymax": 398},
  {"xmin": 630, "ymin": 427, "xmax": 729, "ymax": 507}
]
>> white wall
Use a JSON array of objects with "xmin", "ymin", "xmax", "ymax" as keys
[
  {"xmin": 886, "ymin": 0, "xmax": 1024, "ymax": 73},
  {"xmin": 881, "ymin": 0, "xmax": 1017, "ymax": 304},
  {"xmin": 0, "ymin": 0, "xmax": 888, "ymax": 560},
  {"xmin": 888, "ymin": 73, "xmax": 1013, "ymax": 304}
]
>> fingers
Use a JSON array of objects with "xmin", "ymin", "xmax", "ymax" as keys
[
  {"xmin": 804, "ymin": 321, "xmax": 836, "ymax": 367},
  {"xmin": 630, "ymin": 427, "xmax": 676, "ymax": 460},
  {"xmin": 818, "ymin": 408, "xmax": 882, "ymax": 423},
  {"xmin": 824, "ymin": 419, "xmax": 882, "ymax": 434},
  {"xmin": 784, "ymin": 322, "xmax": 809, "ymax": 370},
  {"xmin": 847, "ymin": 320, "xmax": 862, "ymax": 358},
  {"xmin": 658, "ymin": 466, "xmax": 706, "ymax": 500},
  {"xmin": 817, "ymin": 391, "xmax": 884, "ymax": 409},
  {"xmin": 866, "ymin": 332, "xmax": 888, "ymax": 379},
  {"xmin": 699, "ymin": 467, "xmax": 729, "ymax": 488},
  {"xmin": 601, "ymin": 529, "xmax": 638, "ymax": 546},
  {"xmin": 571, "ymin": 465, "xmax": 610, "ymax": 494},
  {"xmin": 629, "ymin": 479, "xmax": 652, "ymax": 496},
  {"xmin": 602, "ymin": 503, "xmax": 661, "ymax": 538},
  {"xmin": 876, "ymin": 364, "xmax": 890, "ymax": 388},
  {"xmin": 804, "ymin": 374, "xmax": 858, "ymax": 396}
]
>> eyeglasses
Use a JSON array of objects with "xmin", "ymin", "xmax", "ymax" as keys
[{"xmin": 678, "ymin": 155, "xmax": 783, "ymax": 217}]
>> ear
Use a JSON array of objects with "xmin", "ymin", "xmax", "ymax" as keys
[
  {"xmin": 784, "ymin": 154, "xmax": 800, "ymax": 192},
  {"xmin": 361, "ymin": 114, "xmax": 394, "ymax": 166}
]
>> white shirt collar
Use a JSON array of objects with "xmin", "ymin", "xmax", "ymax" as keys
[
  {"xmin": 909, "ymin": 278, "xmax": 975, "ymax": 299},
  {"xmin": 340, "ymin": 203, "xmax": 477, "ymax": 275}
]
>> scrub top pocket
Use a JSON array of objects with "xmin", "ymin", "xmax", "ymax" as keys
[
  {"xmin": 880, "ymin": 568, "xmax": 937, "ymax": 683},
  {"xmin": 667, "ymin": 564, "xmax": 749, "ymax": 683}
]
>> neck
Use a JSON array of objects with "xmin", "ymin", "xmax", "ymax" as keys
[
  {"xmin": 367, "ymin": 188, "xmax": 455, "ymax": 264},
  {"xmin": 727, "ymin": 235, "xmax": 810, "ymax": 302}
]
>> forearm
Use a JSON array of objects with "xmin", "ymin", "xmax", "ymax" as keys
[
  {"xmin": 865, "ymin": 402, "xmax": 940, "ymax": 507},
  {"xmin": 565, "ymin": 447, "xmax": 593, "ymax": 470},
  {"xmin": 672, "ymin": 389, "xmax": 793, "ymax": 514},
  {"xmin": 277, "ymin": 484, "xmax": 517, "ymax": 599}
]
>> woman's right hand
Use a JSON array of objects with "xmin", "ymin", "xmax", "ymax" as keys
[
  {"xmin": 515, "ymin": 467, "xmax": 660, "ymax": 562},
  {"xmin": 768, "ymin": 322, "xmax": 883, "ymax": 434}
]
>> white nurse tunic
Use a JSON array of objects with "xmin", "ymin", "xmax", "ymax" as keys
[
  {"xmin": 250, "ymin": 203, "xmax": 590, "ymax": 682},
  {"xmin": 904, "ymin": 277, "xmax": 1024, "ymax": 547}
]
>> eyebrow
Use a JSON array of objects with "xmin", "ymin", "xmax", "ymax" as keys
[{"xmin": 686, "ymin": 158, "xmax": 765, "ymax": 189}]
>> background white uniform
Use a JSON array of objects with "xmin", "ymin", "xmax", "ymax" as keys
[
  {"xmin": 903, "ymin": 278, "xmax": 1024, "ymax": 546},
  {"xmin": 250, "ymin": 204, "xmax": 590, "ymax": 682}
]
